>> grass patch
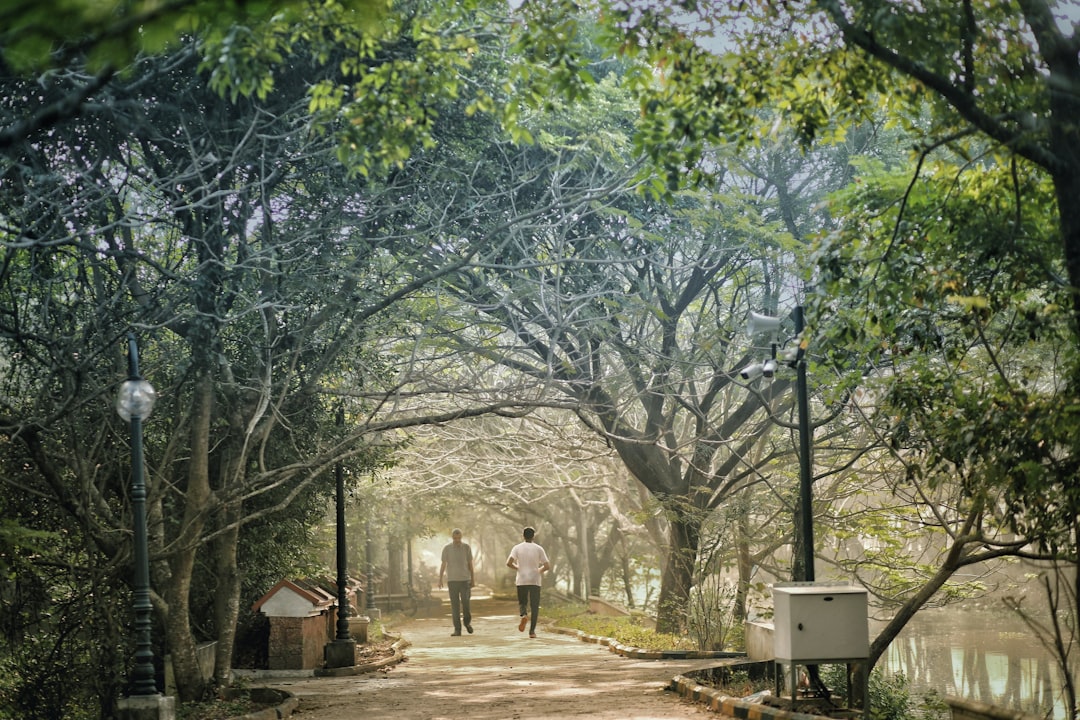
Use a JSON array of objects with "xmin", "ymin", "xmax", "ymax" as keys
[{"xmin": 545, "ymin": 601, "xmax": 698, "ymax": 651}]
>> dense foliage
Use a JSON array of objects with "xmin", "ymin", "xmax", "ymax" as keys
[{"xmin": 2, "ymin": 1, "xmax": 1079, "ymax": 718}]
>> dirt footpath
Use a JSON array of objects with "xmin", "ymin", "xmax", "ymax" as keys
[{"xmin": 271, "ymin": 597, "xmax": 718, "ymax": 719}]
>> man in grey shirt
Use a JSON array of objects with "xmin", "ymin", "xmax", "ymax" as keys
[{"xmin": 439, "ymin": 528, "xmax": 475, "ymax": 636}]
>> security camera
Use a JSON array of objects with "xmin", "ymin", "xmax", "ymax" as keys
[
  {"xmin": 761, "ymin": 358, "xmax": 778, "ymax": 378},
  {"xmin": 740, "ymin": 363, "xmax": 764, "ymax": 380}
]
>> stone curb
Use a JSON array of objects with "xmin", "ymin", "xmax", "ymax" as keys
[
  {"xmin": 668, "ymin": 675, "xmax": 835, "ymax": 720},
  {"xmin": 550, "ymin": 624, "xmax": 836, "ymax": 720},
  {"xmin": 225, "ymin": 688, "xmax": 299, "ymax": 720},
  {"xmin": 548, "ymin": 623, "xmax": 741, "ymax": 660},
  {"xmin": 313, "ymin": 634, "xmax": 411, "ymax": 678}
]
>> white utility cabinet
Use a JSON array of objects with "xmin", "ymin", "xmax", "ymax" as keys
[
  {"xmin": 772, "ymin": 582, "xmax": 870, "ymax": 713},
  {"xmin": 773, "ymin": 582, "xmax": 869, "ymax": 661}
]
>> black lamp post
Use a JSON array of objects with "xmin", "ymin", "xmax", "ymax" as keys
[
  {"xmin": 116, "ymin": 333, "xmax": 158, "ymax": 696},
  {"xmin": 325, "ymin": 405, "xmax": 356, "ymax": 668},
  {"xmin": 333, "ymin": 406, "xmax": 352, "ymax": 641},
  {"xmin": 745, "ymin": 306, "xmax": 814, "ymax": 582}
]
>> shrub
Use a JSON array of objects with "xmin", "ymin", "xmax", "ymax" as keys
[
  {"xmin": 686, "ymin": 580, "xmax": 738, "ymax": 651},
  {"xmin": 544, "ymin": 602, "xmax": 697, "ymax": 651},
  {"xmin": 819, "ymin": 665, "xmax": 947, "ymax": 720}
]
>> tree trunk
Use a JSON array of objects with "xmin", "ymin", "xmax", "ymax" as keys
[
  {"xmin": 1043, "ymin": 30, "xmax": 1080, "ymax": 333},
  {"xmin": 734, "ymin": 529, "xmax": 752, "ymax": 623},
  {"xmin": 589, "ymin": 524, "xmax": 621, "ymax": 599},
  {"xmin": 654, "ymin": 507, "xmax": 701, "ymax": 635},
  {"xmin": 557, "ymin": 526, "xmax": 584, "ymax": 598},
  {"xmin": 578, "ymin": 507, "xmax": 591, "ymax": 599},
  {"xmin": 621, "ymin": 551, "xmax": 635, "ymax": 609},
  {"xmin": 165, "ymin": 372, "xmax": 214, "ymax": 702},
  {"xmin": 387, "ymin": 531, "xmax": 403, "ymax": 593},
  {"xmin": 867, "ymin": 536, "xmax": 970, "ymax": 669},
  {"xmin": 211, "ymin": 414, "xmax": 247, "ymax": 690},
  {"xmin": 732, "ymin": 492, "xmax": 755, "ymax": 622},
  {"xmin": 212, "ymin": 510, "xmax": 241, "ymax": 688},
  {"xmin": 1054, "ymin": 169, "xmax": 1080, "ymax": 332},
  {"xmin": 1071, "ymin": 535, "xmax": 1079, "ymax": 718}
]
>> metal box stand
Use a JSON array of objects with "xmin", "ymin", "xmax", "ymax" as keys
[
  {"xmin": 773, "ymin": 583, "xmax": 870, "ymax": 713},
  {"xmin": 773, "ymin": 658, "xmax": 870, "ymax": 712}
]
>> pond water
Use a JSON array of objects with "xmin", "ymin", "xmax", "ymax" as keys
[{"xmin": 874, "ymin": 605, "xmax": 1066, "ymax": 719}]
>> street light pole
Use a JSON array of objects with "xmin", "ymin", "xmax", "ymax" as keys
[
  {"xmin": 116, "ymin": 333, "xmax": 158, "ymax": 696},
  {"xmin": 333, "ymin": 406, "xmax": 352, "ymax": 641},
  {"xmin": 325, "ymin": 405, "xmax": 357, "ymax": 668},
  {"xmin": 792, "ymin": 306, "xmax": 815, "ymax": 582},
  {"xmin": 745, "ymin": 306, "xmax": 815, "ymax": 582}
]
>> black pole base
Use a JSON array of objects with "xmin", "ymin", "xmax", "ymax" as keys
[
  {"xmin": 117, "ymin": 694, "xmax": 175, "ymax": 720},
  {"xmin": 324, "ymin": 639, "xmax": 358, "ymax": 669}
]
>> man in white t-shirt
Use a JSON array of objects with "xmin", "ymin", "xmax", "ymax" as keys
[{"xmin": 506, "ymin": 526, "xmax": 551, "ymax": 638}]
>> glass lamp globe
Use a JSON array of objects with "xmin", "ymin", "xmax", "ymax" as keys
[{"xmin": 116, "ymin": 379, "xmax": 157, "ymax": 422}]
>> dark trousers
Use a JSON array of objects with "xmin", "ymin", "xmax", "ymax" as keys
[
  {"xmin": 448, "ymin": 580, "xmax": 472, "ymax": 631},
  {"xmin": 516, "ymin": 584, "xmax": 541, "ymax": 633}
]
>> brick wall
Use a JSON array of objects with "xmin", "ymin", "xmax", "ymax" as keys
[{"xmin": 267, "ymin": 614, "xmax": 330, "ymax": 670}]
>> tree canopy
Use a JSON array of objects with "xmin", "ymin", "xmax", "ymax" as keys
[{"xmin": 3, "ymin": 1, "xmax": 1079, "ymax": 717}]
